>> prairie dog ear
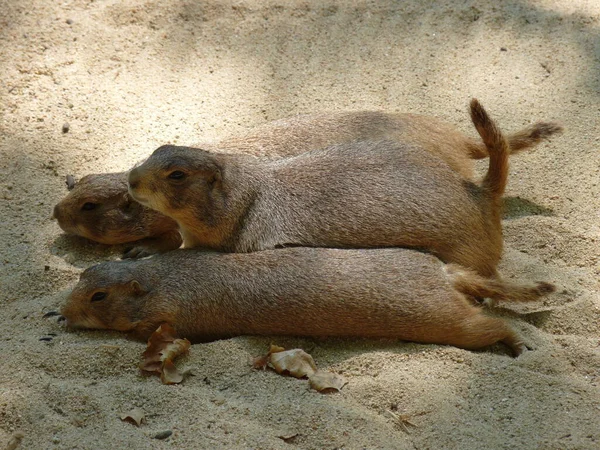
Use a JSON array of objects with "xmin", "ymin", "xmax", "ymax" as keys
[
  {"xmin": 66, "ymin": 174, "xmax": 77, "ymax": 190},
  {"xmin": 129, "ymin": 280, "xmax": 147, "ymax": 296},
  {"xmin": 208, "ymin": 168, "xmax": 222, "ymax": 186}
]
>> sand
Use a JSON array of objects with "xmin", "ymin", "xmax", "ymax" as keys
[{"xmin": 1, "ymin": 0, "xmax": 599, "ymax": 448}]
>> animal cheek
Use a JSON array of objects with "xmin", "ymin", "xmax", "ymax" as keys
[
  {"xmin": 148, "ymin": 180, "xmax": 162, "ymax": 194},
  {"xmin": 147, "ymin": 191, "xmax": 172, "ymax": 211},
  {"xmin": 56, "ymin": 217, "xmax": 75, "ymax": 233},
  {"xmin": 111, "ymin": 315, "xmax": 139, "ymax": 331},
  {"xmin": 106, "ymin": 208, "xmax": 132, "ymax": 227},
  {"xmin": 76, "ymin": 219, "xmax": 104, "ymax": 242},
  {"xmin": 165, "ymin": 191, "xmax": 185, "ymax": 210}
]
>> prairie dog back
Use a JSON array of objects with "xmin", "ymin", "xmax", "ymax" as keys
[
  {"xmin": 128, "ymin": 99, "xmax": 510, "ymax": 276},
  {"xmin": 54, "ymin": 106, "xmax": 560, "ymax": 254},
  {"xmin": 219, "ymin": 110, "xmax": 561, "ymax": 179}
]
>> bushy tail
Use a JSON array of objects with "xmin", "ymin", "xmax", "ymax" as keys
[
  {"xmin": 469, "ymin": 99, "xmax": 510, "ymax": 199},
  {"xmin": 447, "ymin": 264, "xmax": 555, "ymax": 303},
  {"xmin": 467, "ymin": 121, "xmax": 563, "ymax": 159}
]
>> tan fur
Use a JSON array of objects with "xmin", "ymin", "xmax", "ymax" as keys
[
  {"xmin": 53, "ymin": 109, "xmax": 561, "ymax": 256},
  {"xmin": 60, "ymin": 248, "xmax": 555, "ymax": 356},
  {"xmin": 52, "ymin": 172, "xmax": 181, "ymax": 255},
  {"xmin": 219, "ymin": 111, "xmax": 562, "ymax": 179},
  {"xmin": 129, "ymin": 99, "xmax": 516, "ymax": 276}
]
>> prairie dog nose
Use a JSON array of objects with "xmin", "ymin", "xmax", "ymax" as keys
[{"xmin": 128, "ymin": 168, "xmax": 140, "ymax": 189}]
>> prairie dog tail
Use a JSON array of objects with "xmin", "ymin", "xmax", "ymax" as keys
[
  {"xmin": 467, "ymin": 121, "xmax": 563, "ymax": 159},
  {"xmin": 469, "ymin": 99, "xmax": 510, "ymax": 199},
  {"xmin": 447, "ymin": 264, "xmax": 555, "ymax": 303}
]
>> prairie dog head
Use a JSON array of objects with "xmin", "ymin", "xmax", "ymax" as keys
[
  {"xmin": 53, "ymin": 173, "xmax": 176, "ymax": 244},
  {"xmin": 61, "ymin": 261, "xmax": 149, "ymax": 332},
  {"xmin": 127, "ymin": 145, "xmax": 223, "ymax": 223}
]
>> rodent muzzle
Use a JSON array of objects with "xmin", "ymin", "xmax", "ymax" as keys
[
  {"xmin": 127, "ymin": 168, "xmax": 141, "ymax": 190},
  {"xmin": 52, "ymin": 203, "xmax": 70, "ymax": 227},
  {"xmin": 127, "ymin": 169, "xmax": 150, "ymax": 206}
]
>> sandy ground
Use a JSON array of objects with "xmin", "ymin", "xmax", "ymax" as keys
[{"xmin": 1, "ymin": 0, "xmax": 599, "ymax": 448}]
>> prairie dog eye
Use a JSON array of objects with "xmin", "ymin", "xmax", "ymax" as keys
[
  {"xmin": 168, "ymin": 171, "xmax": 185, "ymax": 180},
  {"xmin": 91, "ymin": 292, "xmax": 107, "ymax": 302},
  {"xmin": 81, "ymin": 202, "xmax": 98, "ymax": 211}
]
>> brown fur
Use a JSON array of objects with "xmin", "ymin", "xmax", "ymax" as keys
[
  {"xmin": 53, "ymin": 109, "xmax": 561, "ymax": 256},
  {"xmin": 129, "ymin": 99, "xmax": 514, "ymax": 276},
  {"xmin": 52, "ymin": 172, "xmax": 180, "ymax": 250},
  {"xmin": 60, "ymin": 247, "xmax": 555, "ymax": 356}
]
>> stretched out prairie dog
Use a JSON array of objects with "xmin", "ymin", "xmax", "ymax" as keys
[
  {"xmin": 60, "ymin": 247, "xmax": 555, "ymax": 356},
  {"xmin": 53, "ymin": 109, "xmax": 561, "ymax": 257},
  {"xmin": 128, "ymin": 99, "xmax": 514, "ymax": 276}
]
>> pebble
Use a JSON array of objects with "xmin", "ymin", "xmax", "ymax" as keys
[
  {"xmin": 62, "ymin": 123, "xmax": 70, "ymax": 133},
  {"xmin": 66, "ymin": 19, "xmax": 73, "ymax": 25},
  {"xmin": 153, "ymin": 430, "xmax": 172, "ymax": 440},
  {"xmin": 211, "ymin": 395, "xmax": 226, "ymax": 406},
  {"xmin": 63, "ymin": 253, "xmax": 76, "ymax": 264}
]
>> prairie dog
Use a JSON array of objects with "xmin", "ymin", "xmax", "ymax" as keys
[
  {"xmin": 52, "ymin": 172, "xmax": 181, "ymax": 252},
  {"xmin": 53, "ymin": 110, "xmax": 561, "ymax": 257},
  {"xmin": 128, "ymin": 100, "xmax": 510, "ymax": 276},
  {"xmin": 60, "ymin": 247, "xmax": 555, "ymax": 356}
]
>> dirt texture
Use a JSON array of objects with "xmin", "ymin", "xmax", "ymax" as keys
[{"xmin": 1, "ymin": 0, "xmax": 599, "ymax": 449}]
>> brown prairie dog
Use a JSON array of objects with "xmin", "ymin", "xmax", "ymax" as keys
[
  {"xmin": 52, "ymin": 172, "xmax": 181, "ymax": 252},
  {"xmin": 129, "ymin": 99, "xmax": 512, "ymax": 276},
  {"xmin": 53, "ymin": 109, "xmax": 561, "ymax": 257},
  {"xmin": 218, "ymin": 110, "xmax": 561, "ymax": 180},
  {"xmin": 60, "ymin": 247, "xmax": 555, "ymax": 356}
]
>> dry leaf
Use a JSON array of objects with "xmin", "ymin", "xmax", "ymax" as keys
[
  {"xmin": 252, "ymin": 344, "xmax": 286, "ymax": 370},
  {"xmin": 268, "ymin": 344, "xmax": 285, "ymax": 354},
  {"xmin": 253, "ymin": 345, "xmax": 346, "ymax": 392},
  {"xmin": 308, "ymin": 371, "xmax": 347, "ymax": 393},
  {"xmin": 140, "ymin": 323, "xmax": 191, "ymax": 384},
  {"xmin": 161, "ymin": 359, "xmax": 184, "ymax": 384},
  {"xmin": 252, "ymin": 354, "xmax": 270, "ymax": 370},
  {"xmin": 269, "ymin": 349, "xmax": 317, "ymax": 378},
  {"xmin": 119, "ymin": 408, "xmax": 145, "ymax": 426}
]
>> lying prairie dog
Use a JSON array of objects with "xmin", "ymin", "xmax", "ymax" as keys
[
  {"xmin": 53, "ymin": 109, "xmax": 561, "ymax": 257},
  {"xmin": 195, "ymin": 110, "xmax": 561, "ymax": 180},
  {"xmin": 60, "ymin": 247, "xmax": 555, "ymax": 356},
  {"xmin": 52, "ymin": 172, "xmax": 182, "ymax": 252},
  {"xmin": 129, "ymin": 99, "xmax": 513, "ymax": 276}
]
